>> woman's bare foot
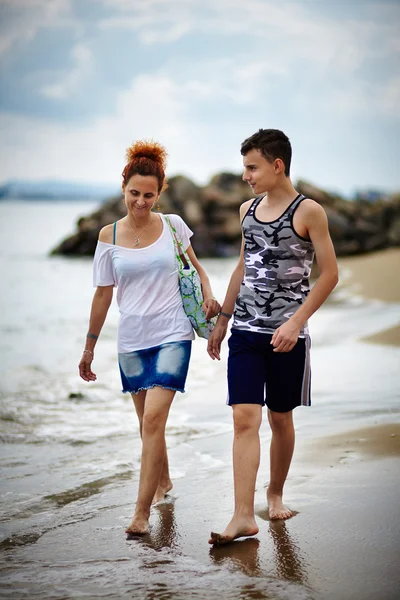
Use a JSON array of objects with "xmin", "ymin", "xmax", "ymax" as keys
[
  {"xmin": 267, "ymin": 487, "xmax": 292, "ymax": 520},
  {"xmin": 125, "ymin": 515, "xmax": 149, "ymax": 536},
  {"xmin": 208, "ymin": 516, "xmax": 259, "ymax": 546},
  {"xmin": 152, "ymin": 480, "xmax": 173, "ymax": 505}
]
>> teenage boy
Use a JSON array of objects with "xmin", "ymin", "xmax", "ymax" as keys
[{"xmin": 208, "ymin": 129, "xmax": 338, "ymax": 545}]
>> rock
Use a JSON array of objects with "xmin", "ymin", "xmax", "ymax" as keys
[
  {"xmin": 51, "ymin": 173, "xmax": 400, "ymax": 259},
  {"xmin": 388, "ymin": 217, "xmax": 400, "ymax": 246},
  {"xmin": 323, "ymin": 207, "xmax": 353, "ymax": 240}
]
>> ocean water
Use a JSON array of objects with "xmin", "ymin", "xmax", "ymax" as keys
[{"xmin": 0, "ymin": 201, "xmax": 399, "ymax": 600}]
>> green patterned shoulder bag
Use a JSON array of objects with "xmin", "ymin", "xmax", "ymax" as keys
[{"xmin": 165, "ymin": 215, "xmax": 216, "ymax": 340}]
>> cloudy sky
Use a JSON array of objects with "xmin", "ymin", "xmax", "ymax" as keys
[{"xmin": 0, "ymin": 0, "xmax": 399, "ymax": 195}]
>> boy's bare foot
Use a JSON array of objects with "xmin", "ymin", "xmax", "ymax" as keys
[
  {"xmin": 152, "ymin": 480, "xmax": 173, "ymax": 505},
  {"xmin": 208, "ymin": 517, "xmax": 259, "ymax": 546},
  {"xmin": 267, "ymin": 487, "xmax": 292, "ymax": 520},
  {"xmin": 125, "ymin": 515, "xmax": 149, "ymax": 536}
]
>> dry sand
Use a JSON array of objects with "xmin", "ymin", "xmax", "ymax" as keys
[
  {"xmin": 310, "ymin": 422, "xmax": 400, "ymax": 462},
  {"xmin": 336, "ymin": 247, "xmax": 400, "ymax": 346},
  {"xmin": 337, "ymin": 247, "xmax": 400, "ymax": 304}
]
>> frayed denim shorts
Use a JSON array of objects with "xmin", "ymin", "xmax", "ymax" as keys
[{"xmin": 118, "ymin": 341, "xmax": 192, "ymax": 395}]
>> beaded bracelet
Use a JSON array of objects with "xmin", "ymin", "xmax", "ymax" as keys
[{"xmin": 83, "ymin": 349, "xmax": 94, "ymax": 357}]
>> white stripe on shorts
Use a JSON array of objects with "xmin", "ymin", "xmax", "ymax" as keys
[{"xmin": 300, "ymin": 335, "xmax": 311, "ymax": 406}]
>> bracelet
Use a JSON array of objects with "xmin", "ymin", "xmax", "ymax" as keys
[
  {"xmin": 86, "ymin": 333, "xmax": 98, "ymax": 340},
  {"xmin": 219, "ymin": 311, "xmax": 233, "ymax": 319},
  {"xmin": 82, "ymin": 349, "xmax": 94, "ymax": 357}
]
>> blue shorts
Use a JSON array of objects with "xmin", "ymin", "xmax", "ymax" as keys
[
  {"xmin": 118, "ymin": 341, "xmax": 192, "ymax": 394},
  {"xmin": 227, "ymin": 329, "xmax": 311, "ymax": 412}
]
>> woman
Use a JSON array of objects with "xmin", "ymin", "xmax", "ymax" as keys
[{"xmin": 78, "ymin": 140, "xmax": 220, "ymax": 535}]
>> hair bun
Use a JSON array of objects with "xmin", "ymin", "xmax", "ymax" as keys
[{"xmin": 125, "ymin": 140, "xmax": 167, "ymax": 170}]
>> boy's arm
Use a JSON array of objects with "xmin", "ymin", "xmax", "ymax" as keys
[
  {"xmin": 271, "ymin": 201, "xmax": 339, "ymax": 353},
  {"xmin": 207, "ymin": 200, "xmax": 251, "ymax": 360},
  {"xmin": 207, "ymin": 246, "xmax": 244, "ymax": 360}
]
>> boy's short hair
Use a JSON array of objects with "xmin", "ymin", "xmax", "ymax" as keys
[{"xmin": 241, "ymin": 129, "xmax": 292, "ymax": 176}]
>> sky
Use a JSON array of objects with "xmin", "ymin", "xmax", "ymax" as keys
[{"xmin": 0, "ymin": 0, "xmax": 399, "ymax": 196}]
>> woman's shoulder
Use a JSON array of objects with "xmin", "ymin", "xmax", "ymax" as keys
[
  {"xmin": 164, "ymin": 213, "xmax": 183, "ymax": 223},
  {"xmin": 164, "ymin": 213, "xmax": 188, "ymax": 229},
  {"xmin": 98, "ymin": 222, "xmax": 117, "ymax": 244}
]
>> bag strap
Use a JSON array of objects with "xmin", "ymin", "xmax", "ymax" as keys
[
  {"xmin": 113, "ymin": 221, "xmax": 117, "ymax": 245},
  {"xmin": 164, "ymin": 215, "xmax": 190, "ymax": 269}
]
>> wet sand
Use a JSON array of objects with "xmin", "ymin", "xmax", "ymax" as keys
[
  {"xmin": 1, "ymin": 234, "xmax": 400, "ymax": 599},
  {"xmin": 2, "ymin": 424, "xmax": 398, "ymax": 600}
]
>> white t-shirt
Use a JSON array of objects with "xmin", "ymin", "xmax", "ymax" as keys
[{"xmin": 93, "ymin": 214, "xmax": 195, "ymax": 353}]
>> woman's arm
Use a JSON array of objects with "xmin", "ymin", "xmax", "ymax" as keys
[
  {"xmin": 185, "ymin": 245, "xmax": 221, "ymax": 319},
  {"xmin": 79, "ymin": 285, "xmax": 113, "ymax": 381},
  {"xmin": 207, "ymin": 199, "xmax": 251, "ymax": 360}
]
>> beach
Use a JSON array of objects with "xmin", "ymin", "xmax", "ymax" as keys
[{"xmin": 1, "ymin": 202, "xmax": 400, "ymax": 600}]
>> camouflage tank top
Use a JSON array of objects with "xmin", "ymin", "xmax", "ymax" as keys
[{"xmin": 232, "ymin": 194, "xmax": 314, "ymax": 336}]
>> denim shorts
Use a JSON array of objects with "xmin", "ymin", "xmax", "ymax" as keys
[
  {"xmin": 227, "ymin": 329, "xmax": 311, "ymax": 412},
  {"xmin": 118, "ymin": 341, "xmax": 192, "ymax": 394}
]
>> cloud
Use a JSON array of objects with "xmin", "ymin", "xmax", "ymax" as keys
[
  {"xmin": 96, "ymin": 0, "xmax": 399, "ymax": 80},
  {"xmin": 40, "ymin": 43, "xmax": 93, "ymax": 100},
  {"xmin": 97, "ymin": 0, "xmax": 194, "ymax": 44},
  {"xmin": 0, "ymin": 73, "xmax": 194, "ymax": 183},
  {"xmin": 0, "ymin": 0, "xmax": 75, "ymax": 58},
  {"xmin": 0, "ymin": 0, "xmax": 399, "ymax": 194},
  {"xmin": 380, "ymin": 75, "xmax": 400, "ymax": 118}
]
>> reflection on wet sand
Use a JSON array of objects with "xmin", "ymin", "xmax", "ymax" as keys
[
  {"xmin": 208, "ymin": 521, "xmax": 307, "ymax": 587},
  {"xmin": 125, "ymin": 499, "xmax": 178, "ymax": 549},
  {"xmin": 269, "ymin": 521, "xmax": 308, "ymax": 585},
  {"xmin": 149, "ymin": 500, "xmax": 178, "ymax": 549},
  {"xmin": 209, "ymin": 537, "xmax": 261, "ymax": 577}
]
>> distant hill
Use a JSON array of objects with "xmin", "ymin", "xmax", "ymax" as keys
[{"xmin": 0, "ymin": 180, "xmax": 119, "ymax": 201}]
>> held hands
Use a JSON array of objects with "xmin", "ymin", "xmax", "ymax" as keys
[
  {"xmin": 207, "ymin": 320, "xmax": 228, "ymax": 361},
  {"xmin": 78, "ymin": 351, "xmax": 97, "ymax": 382},
  {"xmin": 270, "ymin": 320, "xmax": 301, "ymax": 353},
  {"xmin": 203, "ymin": 298, "xmax": 221, "ymax": 320}
]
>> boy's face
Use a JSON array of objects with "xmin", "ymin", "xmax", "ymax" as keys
[{"xmin": 242, "ymin": 148, "xmax": 280, "ymax": 194}]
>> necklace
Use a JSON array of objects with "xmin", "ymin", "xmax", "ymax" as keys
[{"xmin": 127, "ymin": 217, "xmax": 152, "ymax": 247}]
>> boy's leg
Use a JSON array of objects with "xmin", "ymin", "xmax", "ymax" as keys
[
  {"xmin": 267, "ymin": 409, "xmax": 294, "ymax": 520},
  {"xmin": 265, "ymin": 336, "xmax": 310, "ymax": 519},
  {"xmin": 209, "ymin": 403, "xmax": 261, "ymax": 545}
]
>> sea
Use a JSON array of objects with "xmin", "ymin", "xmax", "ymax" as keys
[{"xmin": 0, "ymin": 201, "xmax": 399, "ymax": 600}]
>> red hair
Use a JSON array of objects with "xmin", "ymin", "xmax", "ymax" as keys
[{"xmin": 122, "ymin": 140, "xmax": 168, "ymax": 192}]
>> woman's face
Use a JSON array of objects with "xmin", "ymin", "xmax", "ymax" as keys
[{"xmin": 122, "ymin": 174, "xmax": 160, "ymax": 215}]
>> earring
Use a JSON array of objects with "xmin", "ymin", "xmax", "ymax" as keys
[{"xmin": 157, "ymin": 202, "xmax": 160, "ymax": 211}]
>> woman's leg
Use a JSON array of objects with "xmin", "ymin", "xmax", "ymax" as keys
[
  {"xmin": 126, "ymin": 387, "xmax": 176, "ymax": 534},
  {"xmin": 131, "ymin": 390, "xmax": 173, "ymax": 504}
]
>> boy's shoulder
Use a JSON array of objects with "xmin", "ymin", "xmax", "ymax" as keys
[
  {"xmin": 239, "ymin": 197, "xmax": 256, "ymax": 219},
  {"xmin": 297, "ymin": 197, "xmax": 327, "ymax": 219}
]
